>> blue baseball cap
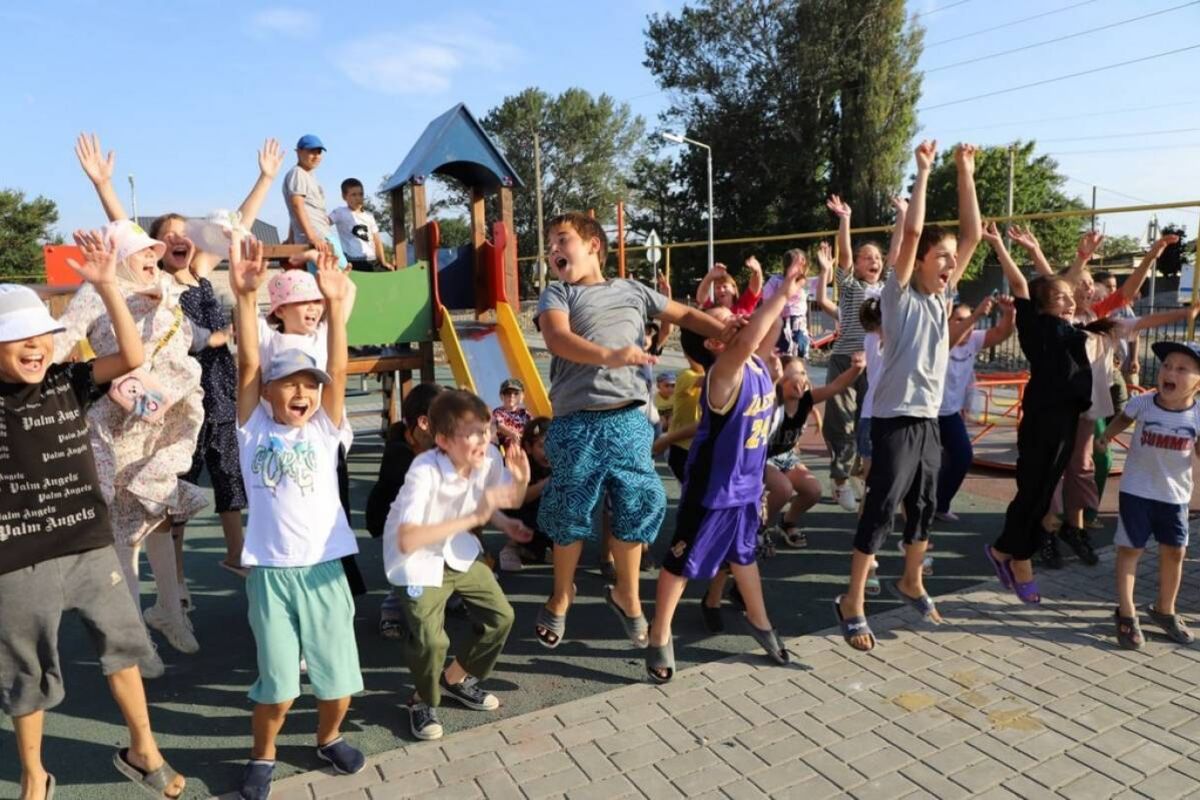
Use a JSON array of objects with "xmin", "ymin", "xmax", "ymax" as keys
[
  {"xmin": 295, "ymin": 134, "xmax": 326, "ymax": 152},
  {"xmin": 1152, "ymin": 340, "xmax": 1200, "ymax": 369},
  {"xmin": 264, "ymin": 349, "xmax": 331, "ymax": 385}
]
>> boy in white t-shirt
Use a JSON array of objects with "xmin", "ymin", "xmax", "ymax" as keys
[
  {"xmin": 231, "ymin": 239, "xmax": 366, "ymax": 799},
  {"xmin": 330, "ymin": 178, "xmax": 393, "ymax": 272},
  {"xmin": 1098, "ymin": 340, "xmax": 1200, "ymax": 651},
  {"xmin": 384, "ymin": 389, "xmax": 531, "ymax": 741}
]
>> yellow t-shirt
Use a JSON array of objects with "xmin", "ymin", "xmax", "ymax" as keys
[
  {"xmin": 653, "ymin": 392, "xmax": 674, "ymax": 418},
  {"xmin": 668, "ymin": 367, "xmax": 704, "ymax": 450}
]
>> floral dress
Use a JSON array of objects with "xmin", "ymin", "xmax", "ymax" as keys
[{"xmin": 53, "ymin": 278, "xmax": 208, "ymax": 545}]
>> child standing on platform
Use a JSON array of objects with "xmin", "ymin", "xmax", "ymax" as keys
[
  {"xmin": 533, "ymin": 212, "xmax": 735, "ymax": 649},
  {"xmin": 231, "ymin": 242, "xmax": 366, "ymax": 799},
  {"xmin": 834, "ymin": 141, "xmax": 982, "ymax": 652},
  {"xmin": 1098, "ymin": 341, "xmax": 1200, "ymax": 650},
  {"xmin": 0, "ymin": 238, "xmax": 186, "ymax": 800},
  {"xmin": 383, "ymin": 390, "xmax": 530, "ymax": 741},
  {"xmin": 330, "ymin": 178, "xmax": 393, "ymax": 271}
]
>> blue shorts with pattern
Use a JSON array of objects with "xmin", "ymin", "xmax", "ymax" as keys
[{"xmin": 538, "ymin": 405, "xmax": 666, "ymax": 546}]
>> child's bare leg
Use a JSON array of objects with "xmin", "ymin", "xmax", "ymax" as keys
[
  {"xmin": 1115, "ymin": 546, "xmax": 1141, "ymax": 617},
  {"xmin": 1009, "ymin": 557, "xmax": 1034, "ymax": 584},
  {"xmin": 316, "ymin": 697, "xmax": 351, "ymax": 746},
  {"xmin": 546, "ymin": 542, "xmax": 583, "ymax": 616},
  {"xmin": 13, "ymin": 710, "xmax": 48, "ymax": 800},
  {"xmin": 251, "ymin": 700, "xmax": 293, "ymax": 760},
  {"xmin": 728, "ymin": 561, "xmax": 771, "ymax": 630},
  {"xmin": 443, "ymin": 658, "xmax": 468, "ymax": 685},
  {"xmin": 144, "ymin": 532, "xmax": 184, "ymax": 621},
  {"xmin": 764, "ymin": 466, "xmax": 792, "ymax": 519},
  {"xmin": 114, "ymin": 540, "xmax": 144, "ymax": 611},
  {"xmin": 609, "ymin": 539, "xmax": 644, "ymax": 618},
  {"xmin": 108, "ymin": 666, "xmax": 185, "ymax": 797},
  {"xmin": 599, "ymin": 507, "xmax": 614, "ymax": 566},
  {"xmin": 704, "ymin": 570, "xmax": 729, "ymax": 608},
  {"xmin": 783, "ymin": 469, "xmax": 822, "ymax": 524},
  {"xmin": 840, "ymin": 550, "xmax": 875, "ymax": 646},
  {"xmin": 1157, "ymin": 545, "xmax": 1185, "ymax": 616},
  {"xmin": 219, "ymin": 510, "xmax": 245, "ymax": 566},
  {"xmin": 170, "ymin": 524, "xmax": 186, "ymax": 586},
  {"xmin": 648, "ymin": 571, "xmax": 688, "ymax": 647},
  {"xmin": 897, "ymin": 539, "xmax": 941, "ymax": 622}
]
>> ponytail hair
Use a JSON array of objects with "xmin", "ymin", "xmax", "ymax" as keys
[{"xmin": 859, "ymin": 297, "xmax": 882, "ymax": 332}]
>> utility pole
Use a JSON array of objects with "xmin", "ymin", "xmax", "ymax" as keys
[
  {"xmin": 533, "ymin": 129, "xmax": 546, "ymax": 291},
  {"xmin": 1004, "ymin": 144, "xmax": 1014, "ymax": 294},
  {"xmin": 128, "ymin": 174, "xmax": 138, "ymax": 225},
  {"xmin": 1091, "ymin": 186, "xmax": 1097, "ymax": 230}
]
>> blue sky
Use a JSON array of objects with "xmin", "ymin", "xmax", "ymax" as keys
[{"xmin": 2, "ymin": 0, "xmax": 1198, "ymax": 248}]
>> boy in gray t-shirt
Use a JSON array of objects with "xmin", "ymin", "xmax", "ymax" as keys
[
  {"xmin": 531, "ymin": 212, "xmax": 732, "ymax": 651},
  {"xmin": 283, "ymin": 134, "xmax": 331, "ymax": 245},
  {"xmin": 834, "ymin": 141, "xmax": 981, "ymax": 654}
]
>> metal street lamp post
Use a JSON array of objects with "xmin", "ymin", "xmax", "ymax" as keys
[{"xmin": 662, "ymin": 131, "xmax": 714, "ymax": 277}]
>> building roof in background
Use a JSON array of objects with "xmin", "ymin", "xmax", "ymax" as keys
[{"xmin": 135, "ymin": 216, "xmax": 281, "ymax": 245}]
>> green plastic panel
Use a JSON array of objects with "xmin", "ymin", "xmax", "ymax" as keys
[{"xmin": 346, "ymin": 262, "xmax": 434, "ymax": 346}]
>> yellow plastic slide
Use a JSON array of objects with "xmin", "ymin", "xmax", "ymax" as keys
[{"xmin": 438, "ymin": 304, "xmax": 552, "ymax": 419}]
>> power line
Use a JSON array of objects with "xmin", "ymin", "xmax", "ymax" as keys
[
  {"xmin": 925, "ymin": 1, "xmax": 1200, "ymax": 73},
  {"xmin": 1047, "ymin": 142, "xmax": 1200, "ymax": 155},
  {"xmin": 917, "ymin": 0, "xmax": 973, "ymax": 16},
  {"xmin": 1038, "ymin": 126, "xmax": 1200, "ymax": 143},
  {"xmin": 926, "ymin": 0, "xmax": 1101, "ymax": 48},
  {"xmin": 936, "ymin": 100, "xmax": 1200, "ymax": 135},
  {"xmin": 918, "ymin": 44, "xmax": 1200, "ymax": 111}
]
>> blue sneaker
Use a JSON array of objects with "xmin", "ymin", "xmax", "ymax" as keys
[
  {"xmin": 238, "ymin": 759, "xmax": 275, "ymax": 800},
  {"xmin": 316, "ymin": 737, "xmax": 365, "ymax": 775}
]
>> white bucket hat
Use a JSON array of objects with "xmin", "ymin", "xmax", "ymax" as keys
[{"xmin": 0, "ymin": 284, "xmax": 65, "ymax": 343}]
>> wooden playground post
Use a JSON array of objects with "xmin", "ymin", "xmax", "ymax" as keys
[
  {"xmin": 500, "ymin": 185, "xmax": 517, "ymax": 306},
  {"xmin": 1190, "ymin": 242, "xmax": 1200, "ymax": 339},
  {"xmin": 411, "ymin": 181, "xmax": 429, "ymax": 261},
  {"xmin": 391, "ymin": 187, "xmax": 408, "ymax": 268}
]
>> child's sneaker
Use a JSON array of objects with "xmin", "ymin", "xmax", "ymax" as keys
[
  {"xmin": 379, "ymin": 615, "xmax": 407, "ymax": 640},
  {"xmin": 316, "ymin": 737, "xmax": 366, "ymax": 775},
  {"xmin": 835, "ymin": 482, "xmax": 858, "ymax": 511},
  {"xmin": 440, "ymin": 675, "xmax": 499, "ymax": 711},
  {"xmin": 408, "ymin": 701, "xmax": 444, "ymax": 740},
  {"xmin": 1035, "ymin": 536, "xmax": 1064, "ymax": 570},
  {"xmin": 144, "ymin": 606, "xmax": 199, "ymax": 655},
  {"xmin": 499, "ymin": 543, "xmax": 523, "ymax": 572},
  {"xmin": 139, "ymin": 643, "xmax": 165, "ymax": 679},
  {"xmin": 1059, "ymin": 526, "xmax": 1098, "ymax": 566}
]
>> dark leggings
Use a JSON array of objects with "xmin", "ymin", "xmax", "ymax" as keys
[
  {"xmin": 936, "ymin": 413, "xmax": 973, "ymax": 514},
  {"xmin": 994, "ymin": 408, "xmax": 1080, "ymax": 561}
]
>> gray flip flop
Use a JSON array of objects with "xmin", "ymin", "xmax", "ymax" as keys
[
  {"xmin": 113, "ymin": 748, "xmax": 183, "ymax": 798},
  {"xmin": 646, "ymin": 638, "xmax": 675, "ymax": 684},
  {"xmin": 535, "ymin": 605, "xmax": 566, "ymax": 649},
  {"xmin": 605, "ymin": 585, "xmax": 649, "ymax": 647},
  {"xmin": 741, "ymin": 615, "xmax": 790, "ymax": 665},
  {"xmin": 887, "ymin": 581, "xmax": 939, "ymax": 621},
  {"xmin": 1147, "ymin": 605, "xmax": 1194, "ymax": 644}
]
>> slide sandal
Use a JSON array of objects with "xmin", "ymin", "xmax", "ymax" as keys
[
  {"xmin": 984, "ymin": 545, "xmax": 1014, "ymax": 590},
  {"xmin": 535, "ymin": 606, "xmax": 566, "ymax": 649},
  {"xmin": 741, "ymin": 615, "xmax": 790, "ymax": 665},
  {"xmin": 887, "ymin": 581, "xmax": 939, "ymax": 622},
  {"xmin": 1114, "ymin": 610, "xmax": 1144, "ymax": 650},
  {"xmin": 1147, "ymin": 605, "xmax": 1195, "ymax": 644},
  {"xmin": 832, "ymin": 595, "xmax": 875, "ymax": 652},
  {"xmin": 646, "ymin": 638, "xmax": 675, "ymax": 684},
  {"xmin": 605, "ymin": 585, "xmax": 649, "ymax": 647},
  {"xmin": 112, "ymin": 749, "xmax": 184, "ymax": 799}
]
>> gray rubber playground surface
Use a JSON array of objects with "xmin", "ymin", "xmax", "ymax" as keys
[{"xmin": 0, "ymin": 361, "xmax": 1018, "ymax": 799}]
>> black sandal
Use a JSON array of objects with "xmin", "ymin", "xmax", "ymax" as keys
[
  {"xmin": 1147, "ymin": 605, "xmax": 1194, "ymax": 644},
  {"xmin": 1114, "ymin": 609, "xmax": 1144, "ymax": 650},
  {"xmin": 646, "ymin": 638, "xmax": 675, "ymax": 684},
  {"xmin": 741, "ymin": 615, "xmax": 790, "ymax": 665}
]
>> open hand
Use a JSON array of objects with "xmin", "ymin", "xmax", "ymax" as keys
[
  {"xmin": 996, "ymin": 294, "xmax": 1016, "ymax": 312},
  {"xmin": 744, "ymin": 255, "xmax": 762, "ymax": 273},
  {"xmin": 67, "ymin": 229, "xmax": 118, "ymax": 286},
  {"xmin": 1007, "ymin": 224, "xmax": 1040, "ymax": 252},
  {"xmin": 825, "ymin": 195, "xmax": 851, "ymax": 219},
  {"xmin": 1153, "ymin": 233, "xmax": 1181, "ymax": 253},
  {"xmin": 258, "ymin": 138, "xmax": 284, "ymax": 179},
  {"xmin": 314, "ymin": 250, "xmax": 351, "ymax": 301},
  {"xmin": 656, "ymin": 271, "xmax": 672, "ymax": 298},
  {"xmin": 228, "ymin": 233, "xmax": 266, "ymax": 295},
  {"xmin": 954, "ymin": 143, "xmax": 979, "ymax": 174},
  {"xmin": 914, "ymin": 139, "xmax": 938, "ymax": 171},
  {"xmin": 716, "ymin": 313, "xmax": 748, "ymax": 343},
  {"xmin": 891, "ymin": 195, "xmax": 909, "ymax": 218},
  {"xmin": 604, "ymin": 344, "xmax": 657, "ymax": 368},
  {"xmin": 980, "ymin": 221, "xmax": 1003, "ymax": 247},
  {"xmin": 504, "ymin": 441, "xmax": 530, "ymax": 485},
  {"xmin": 1077, "ymin": 230, "xmax": 1105, "ymax": 261},
  {"xmin": 975, "ymin": 297, "xmax": 995, "ymax": 317},
  {"xmin": 74, "ymin": 133, "xmax": 114, "ymax": 185},
  {"xmin": 499, "ymin": 515, "xmax": 534, "ymax": 544},
  {"xmin": 816, "ymin": 241, "xmax": 834, "ymax": 271}
]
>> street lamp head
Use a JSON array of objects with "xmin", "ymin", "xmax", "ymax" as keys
[{"xmin": 661, "ymin": 131, "xmax": 685, "ymax": 144}]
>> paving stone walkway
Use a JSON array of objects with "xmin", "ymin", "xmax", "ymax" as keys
[{"xmin": 220, "ymin": 538, "xmax": 1200, "ymax": 800}]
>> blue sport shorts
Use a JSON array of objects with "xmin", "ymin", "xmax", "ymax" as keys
[{"xmin": 1114, "ymin": 492, "xmax": 1188, "ymax": 550}]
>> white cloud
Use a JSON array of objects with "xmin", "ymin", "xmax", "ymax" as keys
[
  {"xmin": 250, "ymin": 7, "xmax": 318, "ymax": 39},
  {"xmin": 331, "ymin": 18, "xmax": 520, "ymax": 96}
]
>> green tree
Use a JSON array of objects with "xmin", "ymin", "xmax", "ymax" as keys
[
  {"xmin": 1097, "ymin": 234, "xmax": 1143, "ymax": 262},
  {"xmin": 923, "ymin": 141, "xmax": 1086, "ymax": 282},
  {"xmin": 432, "ymin": 216, "xmax": 472, "ymax": 249},
  {"xmin": 643, "ymin": 0, "xmax": 923, "ymax": 289},
  {"xmin": 0, "ymin": 189, "xmax": 59, "ymax": 281}
]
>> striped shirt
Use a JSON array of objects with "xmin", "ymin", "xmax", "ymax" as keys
[{"xmin": 831, "ymin": 269, "xmax": 888, "ymax": 354}]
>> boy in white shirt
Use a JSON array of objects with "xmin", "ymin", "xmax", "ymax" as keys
[
  {"xmin": 384, "ymin": 390, "xmax": 531, "ymax": 741},
  {"xmin": 1098, "ymin": 340, "xmax": 1200, "ymax": 650},
  {"xmin": 330, "ymin": 178, "xmax": 393, "ymax": 271},
  {"xmin": 231, "ymin": 239, "xmax": 365, "ymax": 799}
]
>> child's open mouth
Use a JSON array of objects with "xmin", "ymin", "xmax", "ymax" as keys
[
  {"xmin": 1164, "ymin": 380, "xmax": 1178, "ymax": 392},
  {"xmin": 554, "ymin": 256, "xmax": 568, "ymax": 270},
  {"xmin": 286, "ymin": 398, "xmax": 311, "ymax": 419},
  {"xmin": 18, "ymin": 353, "xmax": 45, "ymax": 374}
]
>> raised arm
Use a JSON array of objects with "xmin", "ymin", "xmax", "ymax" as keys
[
  {"xmin": 1117, "ymin": 233, "xmax": 1179, "ymax": 303},
  {"xmin": 949, "ymin": 296, "xmax": 993, "ymax": 345},
  {"xmin": 983, "ymin": 296, "xmax": 1016, "ymax": 348},
  {"xmin": 982, "ymin": 222, "xmax": 1028, "ymax": 300},
  {"xmin": 540, "ymin": 309, "xmax": 653, "ymax": 368},
  {"xmin": 950, "ymin": 144, "xmax": 982, "ymax": 287},
  {"xmin": 74, "ymin": 133, "xmax": 127, "ymax": 222},
  {"xmin": 744, "ymin": 255, "xmax": 764, "ymax": 297},
  {"xmin": 654, "ymin": 272, "xmax": 673, "ymax": 347},
  {"xmin": 894, "ymin": 140, "xmax": 936, "ymax": 289},
  {"xmin": 885, "ymin": 196, "xmax": 908, "ymax": 268},
  {"xmin": 694, "ymin": 265, "xmax": 722, "ymax": 306},
  {"xmin": 315, "ymin": 251, "xmax": 350, "ymax": 423},
  {"xmin": 230, "ymin": 234, "xmax": 268, "ymax": 425},
  {"xmin": 66, "ymin": 230, "xmax": 144, "ymax": 383},
  {"xmin": 814, "ymin": 241, "xmax": 840, "ymax": 319},
  {"xmin": 810, "ymin": 351, "xmax": 865, "ymax": 404},
  {"xmin": 1130, "ymin": 300, "xmax": 1200, "ymax": 332},
  {"xmin": 1006, "ymin": 225, "xmax": 1053, "ymax": 277},
  {"xmin": 191, "ymin": 140, "xmax": 286, "ymax": 277},
  {"xmin": 826, "ymin": 195, "xmax": 852, "ymax": 271},
  {"xmin": 1067, "ymin": 230, "xmax": 1104, "ymax": 282}
]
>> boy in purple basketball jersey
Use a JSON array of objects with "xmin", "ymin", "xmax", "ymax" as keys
[{"xmin": 645, "ymin": 261, "xmax": 807, "ymax": 683}]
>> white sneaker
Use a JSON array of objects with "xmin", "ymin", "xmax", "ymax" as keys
[
  {"xmin": 835, "ymin": 483, "xmax": 858, "ymax": 512},
  {"xmin": 139, "ymin": 643, "xmax": 165, "ymax": 679},
  {"xmin": 144, "ymin": 605, "xmax": 199, "ymax": 654},
  {"xmin": 499, "ymin": 544, "xmax": 523, "ymax": 572}
]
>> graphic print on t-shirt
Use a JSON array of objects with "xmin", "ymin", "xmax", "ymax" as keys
[
  {"xmin": 351, "ymin": 223, "xmax": 370, "ymax": 243},
  {"xmin": 1140, "ymin": 420, "xmax": 1198, "ymax": 451},
  {"xmin": 252, "ymin": 435, "xmax": 318, "ymax": 495}
]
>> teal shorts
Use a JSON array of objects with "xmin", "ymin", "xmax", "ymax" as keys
[{"xmin": 246, "ymin": 560, "xmax": 363, "ymax": 704}]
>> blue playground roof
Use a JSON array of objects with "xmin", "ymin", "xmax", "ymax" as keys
[{"xmin": 382, "ymin": 103, "xmax": 524, "ymax": 193}]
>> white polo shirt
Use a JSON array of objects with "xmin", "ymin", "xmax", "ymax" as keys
[{"xmin": 383, "ymin": 447, "xmax": 510, "ymax": 587}]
